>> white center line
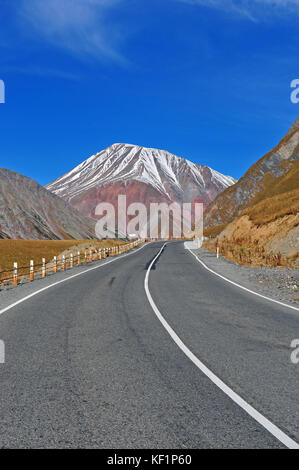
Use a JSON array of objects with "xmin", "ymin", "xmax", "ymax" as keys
[{"xmin": 144, "ymin": 243, "xmax": 299, "ymax": 449}]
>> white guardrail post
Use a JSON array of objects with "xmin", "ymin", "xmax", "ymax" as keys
[
  {"xmin": 13, "ymin": 262, "xmax": 18, "ymax": 286},
  {"xmin": 30, "ymin": 260, "xmax": 34, "ymax": 281},
  {"xmin": 9, "ymin": 239, "xmax": 145, "ymax": 288},
  {"xmin": 42, "ymin": 258, "xmax": 46, "ymax": 278}
]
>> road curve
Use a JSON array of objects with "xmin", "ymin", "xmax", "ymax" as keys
[{"xmin": 0, "ymin": 241, "xmax": 298, "ymax": 448}]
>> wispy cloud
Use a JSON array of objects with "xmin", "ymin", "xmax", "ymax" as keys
[
  {"xmin": 177, "ymin": 0, "xmax": 299, "ymax": 20},
  {"xmin": 2, "ymin": 65, "xmax": 81, "ymax": 81},
  {"xmin": 18, "ymin": 0, "xmax": 127, "ymax": 64}
]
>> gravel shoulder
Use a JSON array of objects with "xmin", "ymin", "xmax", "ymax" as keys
[{"xmin": 191, "ymin": 247, "xmax": 299, "ymax": 308}]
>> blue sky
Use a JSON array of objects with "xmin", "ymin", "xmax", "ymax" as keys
[{"xmin": 0, "ymin": 0, "xmax": 298, "ymax": 185}]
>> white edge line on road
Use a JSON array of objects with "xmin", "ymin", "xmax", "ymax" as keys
[
  {"xmin": 0, "ymin": 242, "xmax": 151, "ymax": 317},
  {"xmin": 187, "ymin": 247, "xmax": 299, "ymax": 312},
  {"xmin": 144, "ymin": 243, "xmax": 299, "ymax": 449}
]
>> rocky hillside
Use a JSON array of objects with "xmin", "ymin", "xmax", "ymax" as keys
[
  {"xmin": 204, "ymin": 116, "xmax": 299, "ymax": 234},
  {"xmin": 0, "ymin": 168, "xmax": 96, "ymax": 239},
  {"xmin": 46, "ymin": 143, "xmax": 236, "ymax": 221},
  {"xmin": 204, "ymin": 116, "xmax": 299, "ymax": 266}
]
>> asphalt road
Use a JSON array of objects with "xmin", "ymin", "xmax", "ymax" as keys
[{"xmin": 0, "ymin": 241, "xmax": 298, "ymax": 448}]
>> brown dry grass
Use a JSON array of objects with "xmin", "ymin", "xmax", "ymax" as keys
[
  {"xmin": 204, "ymin": 212, "xmax": 299, "ymax": 268},
  {"xmin": 204, "ymin": 237, "xmax": 295, "ymax": 268},
  {"xmin": 204, "ymin": 131, "xmax": 299, "ymax": 229},
  {"xmin": 250, "ymin": 147, "xmax": 299, "ymax": 206},
  {"xmin": 203, "ymin": 224, "xmax": 228, "ymax": 239},
  {"xmin": 0, "ymin": 239, "xmax": 126, "ymax": 281},
  {"xmin": 242, "ymin": 188, "xmax": 299, "ymax": 225},
  {"xmin": 203, "ymin": 158, "xmax": 299, "ymax": 268}
]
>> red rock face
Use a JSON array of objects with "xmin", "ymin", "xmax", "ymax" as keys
[
  {"xmin": 69, "ymin": 181, "xmax": 205, "ymax": 236},
  {"xmin": 72, "ymin": 181, "xmax": 206, "ymax": 218},
  {"xmin": 46, "ymin": 143, "xmax": 236, "ymax": 236}
]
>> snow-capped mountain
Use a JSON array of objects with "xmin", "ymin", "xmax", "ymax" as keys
[{"xmin": 46, "ymin": 144, "xmax": 236, "ymax": 223}]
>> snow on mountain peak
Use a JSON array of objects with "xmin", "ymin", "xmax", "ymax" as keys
[{"xmin": 46, "ymin": 143, "xmax": 237, "ymax": 205}]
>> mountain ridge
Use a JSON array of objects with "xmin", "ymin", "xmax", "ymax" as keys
[
  {"xmin": 203, "ymin": 116, "xmax": 299, "ymax": 265},
  {"xmin": 46, "ymin": 143, "xmax": 237, "ymax": 221},
  {"xmin": 0, "ymin": 167, "xmax": 96, "ymax": 240},
  {"xmin": 204, "ymin": 116, "xmax": 299, "ymax": 232}
]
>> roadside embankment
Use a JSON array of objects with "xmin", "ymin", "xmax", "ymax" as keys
[{"xmin": 191, "ymin": 246, "xmax": 299, "ymax": 307}]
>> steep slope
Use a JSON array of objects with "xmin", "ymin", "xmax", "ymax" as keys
[
  {"xmin": 0, "ymin": 168, "xmax": 96, "ymax": 240},
  {"xmin": 217, "ymin": 168, "xmax": 299, "ymax": 261},
  {"xmin": 46, "ymin": 144, "xmax": 236, "ymax": 220},
  {"xmin": 204, "ymin": 116, "xmax": 299, "ymax": 234}
]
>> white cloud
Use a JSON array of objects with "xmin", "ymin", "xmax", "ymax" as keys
[
  {"xmin": 177, "ymin": 0, "xmax": 299, "ymax": 20},
  {"xmin": 3, "ymin": 65, "xmax": 80, "ymax": 81},
  {"xmin": 18, "ymin": 0, "xmax": 127, "ymax": 63}
]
